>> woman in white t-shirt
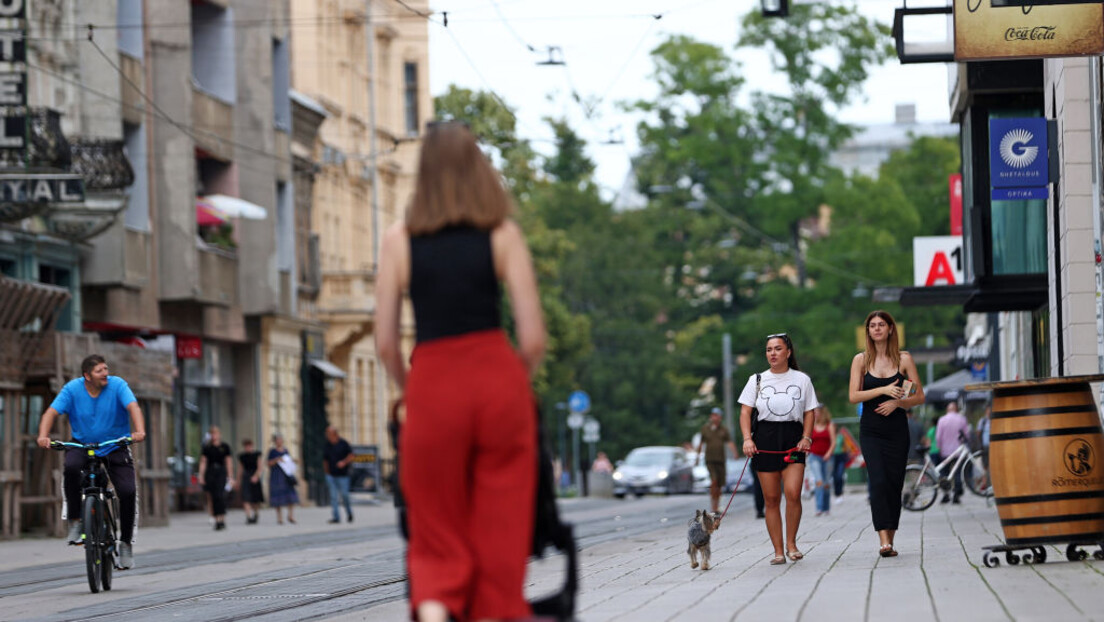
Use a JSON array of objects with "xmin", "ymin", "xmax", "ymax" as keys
[{"xmin": 739, "ymin": 333, "xmax": 818, "ymax": 565}]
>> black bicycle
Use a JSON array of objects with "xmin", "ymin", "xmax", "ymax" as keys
[{"xmin": 50, "ymin": 436, "xmax": 131, "ymax": 593}]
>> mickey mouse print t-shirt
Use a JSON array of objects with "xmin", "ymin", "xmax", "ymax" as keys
[{"xmin": 737, "ymin": 369, "xmax": 820, "ymax": 424}]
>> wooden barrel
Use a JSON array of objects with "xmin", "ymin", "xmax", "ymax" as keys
[{"xmin": 968, "ymin": 375, "xmax": 1104, "ymax": 546}]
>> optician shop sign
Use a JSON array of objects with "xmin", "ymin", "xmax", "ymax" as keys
[
  {"xmin": 954, "ymin": 0, "xmax": 1104, "ymax": 61},
  {"xmin": 989, "ymin": 117, "xmax": 1049, "ymax": 201}
]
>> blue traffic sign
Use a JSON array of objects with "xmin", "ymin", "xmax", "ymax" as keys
[{"xmin": 568, "ymin": 390, "xmax": 590, "ymax": 414}]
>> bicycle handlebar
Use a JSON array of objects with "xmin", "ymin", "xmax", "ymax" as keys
[{"xmin": 49, "ymin": 436, "xmax": 133, "ymax": 451}]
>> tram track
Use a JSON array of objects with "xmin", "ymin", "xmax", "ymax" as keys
[{"xmin": 12, "ymin": 494, "xmax": 749, "ymax": 621}]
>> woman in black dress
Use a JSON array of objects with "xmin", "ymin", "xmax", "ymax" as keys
[
  {"xmin": 198, "ymin": 426, "xmax": 235, "ymax": 531},
  {"xmin": 238, "ymin": 439, "xmax": 264, "ymax": 524},
  {"xmin": 849, "ymin": 310, "xmax": 925, "ymax": 557}
]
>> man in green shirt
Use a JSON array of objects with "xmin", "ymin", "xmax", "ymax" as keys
[{"xmin": 696, "ymin": 408, "xmax": 737, "ymax": 513}]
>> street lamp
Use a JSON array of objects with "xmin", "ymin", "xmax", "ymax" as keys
[{"xmin": 761, "ymin": 0, "xmax": 789, "ymax": 18}]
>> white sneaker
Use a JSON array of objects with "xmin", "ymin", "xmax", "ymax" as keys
[
  {"xmin": 118, "ymin": 542, "xmax": 133, "ymax": 569},
  {"xmin": 66, "ymin": 521, "xmax": 83, "ymax": 545}
]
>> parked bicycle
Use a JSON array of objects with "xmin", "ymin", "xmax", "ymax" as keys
[
  {"xmin": 902, "ymin": 435, "xmax": 991, "ymax": 511},
  {"xmin": 50, "ymin": 436, "xmax": 131, "ymax": 593}
]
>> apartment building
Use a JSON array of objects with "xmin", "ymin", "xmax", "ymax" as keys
[{"xmin": 289, "ymin": 0, "xmax": 430, "ymax": 467}]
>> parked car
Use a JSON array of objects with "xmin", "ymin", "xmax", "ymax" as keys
[
  {"xmin": 613, "ymin": 446, "xmax": 694, "ymax": 498},
  {"xmin": 686, "ymin": 450, "xmax": 710, "ymax": 494},
  {"xmin": 725, "ymin": 456, "xmax": 754, "ymax": 493}
]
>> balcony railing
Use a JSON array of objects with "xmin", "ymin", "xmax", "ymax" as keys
[{"xmin": 197, "ymin": 244, "xmax": 239, "ymax": 307}]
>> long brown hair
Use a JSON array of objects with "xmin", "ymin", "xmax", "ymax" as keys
[
  {"xmin": 863, "ymin": 310, "xmax": 901, "ymax": 373},
  {"xmin": 406, "ymin": 121, "xmax": 514, "ymax": 235}
]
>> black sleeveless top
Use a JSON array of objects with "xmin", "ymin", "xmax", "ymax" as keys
[
  {"xmin": 409, "ymin": 226, "xmax": 502, "ymax": 343},
  {"xmin": 862, "ymin": 371, "xmax": 908, "ymax": 419}
]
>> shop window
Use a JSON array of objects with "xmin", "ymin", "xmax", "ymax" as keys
[
  {"xmin": 988, "ymin": 109, "xmax": 1046, "ymax": 276},
  {"xmin": 38, "ymin": 264, "xmax": 74, "ymax": 332}
]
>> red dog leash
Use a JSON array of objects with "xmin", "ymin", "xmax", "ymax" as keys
[{"xmin": 718, "ymin": 447, "xmax": 801, "ymax": 522}]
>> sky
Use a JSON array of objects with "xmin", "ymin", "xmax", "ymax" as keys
[{"xmin": 423, "ymin": 0, "xmax": 952, "ymax": 197}]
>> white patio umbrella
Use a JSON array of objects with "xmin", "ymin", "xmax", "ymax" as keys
[{"xmin": 202, "ymin": 194, "xmax": 268, "ymax": 220}]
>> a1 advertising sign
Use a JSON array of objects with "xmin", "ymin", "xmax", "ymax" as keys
[{"xmin": 913, "ymin": 236, "xmax": 964, "ymax": 287}]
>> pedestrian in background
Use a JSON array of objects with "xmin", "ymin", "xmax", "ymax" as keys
[
  {"xmin": 695, "ymin": 407, "xmax": 737, "ymax": 514},
  {"xmin": 238, "ymin": 439, "xmax": 263, "ymax": 524},
  {"xmin": 807, "ymin": 407, "xmax": 835, "ymax": 516},
  {"xmin": 849, "ymin": 310, "xmax": 924, "ymax": 558},
  {"xmin": 375, "ymin": 121, "xmax": 546, "ymax": 622},
  {"xmin": 267, "ymin": 434, "xmax": 298, "ymax": 525},
  {"xmin": 199, "ymin": 426, "xmax": 234, "ymax": 531},
  {"xmin": 906, "ymin": 411, "xmax": 925, "ymax": 463},
  {"xmin": 591, "ymin": 451, "xmax": 613, "ymax": 474},
  {"xmin": 830, "ymin": 420, "xmax": 849, "ymax": 503},
  {"xmin": 323, "ymin": 425, "xmax": 355, "ymax": 524},
  {"xmin": 936, "ymin": 401, "xmax": 971, "ymax": 504},
  {"xmin": 739, "ymin": 333, "xmax": 818, "ymax": 565}
]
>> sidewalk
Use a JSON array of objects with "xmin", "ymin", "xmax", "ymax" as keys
[{"xmin": 348, "ymin": 490, "xmax": 1104, "ymax": 621}]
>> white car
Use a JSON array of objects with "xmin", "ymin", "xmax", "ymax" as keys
[{"xmin": 686, "ymin": 451, "xmax": 710, "ymax": 493}]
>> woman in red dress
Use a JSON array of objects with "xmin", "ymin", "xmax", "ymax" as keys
[{"xmin": 376, "ymin": 121, "xmax": 546, "ymax": 622}]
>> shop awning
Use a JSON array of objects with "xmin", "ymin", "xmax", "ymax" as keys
[
  {"xmin": 0, "ymin": 276, "xmax": 71, "ymax": 331},
  {"xmin": 924, "ymin": 369, "xmax": 990, "ymax": 404},
  {"xmin": 202, "ymin": 194, "xmax": 267, "ymax": 220},
  {"xmin": 309, "ymin": 359, "xmax": 347, "ymax": 379}
]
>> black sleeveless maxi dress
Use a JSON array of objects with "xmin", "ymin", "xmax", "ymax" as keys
[{"xmin": 860, "ymin": 371, "xmax": 910, "ymax": 531}]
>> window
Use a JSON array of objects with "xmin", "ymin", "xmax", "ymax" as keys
[
  {"xmin": 404, "ymin": 62, "xmax": 418, "ymax": 137},
  {"xmin": 117, "ymin": 0, "xmax": 143, "ymax": 59},
  {"xmin": 191, "ymin": 3, "xmax": 236, "ymax": 103},
  {"xmin": 272, "ymin": 38, "xmax": 291, "ymax": 131},
  {"xmin": 276, "ymin": 181, "xmax": 294, "ymax": 274},
  {"xmin": 0, "ymin": 257, "xmax": 14, "ymax": 277},
  {"xmin": 988, "ymin": 109, "xmax": 1046, "ymax": 276},
  {"xmin": 123, "ymin": 123, "xmax": 149, "ymax": 231}
]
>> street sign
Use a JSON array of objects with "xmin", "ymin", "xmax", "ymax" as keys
[
  {"xmin": 989, "ymin": 117, "xmax": 1049, "ymax": 200},
  {"xmin": 583, "ymin": 417, "xmax": 600, "ymax": 443},
  {"xmin": 568, "ymin": 390, "xmax": 590, "ymax": 414},
  {"xmin": 567, "ymin": 412, "xmax": 585, "ymax": 430},
  {"xmin": 913, "ymin": 236, "xmax": 963, "ymax": 287}
]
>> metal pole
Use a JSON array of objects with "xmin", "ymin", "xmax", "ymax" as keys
[
  {"xmin": 722, "ymin": 333, "xmax": 735, "ymax": 434},
  {"xmin": 556, "ymin": 402, "xmax": 567, "ymax": 490},
  {"xmin": 925, "ymin": 334, "xmax": 934, "ymax": 387},
  {"xmin": 572, "ymin": 426, "xmax": 581, "ymax": 495}
]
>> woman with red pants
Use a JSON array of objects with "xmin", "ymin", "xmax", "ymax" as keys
[{"xmin": 376, "ymin": 121, "xmax": 546, "ymax": 622}]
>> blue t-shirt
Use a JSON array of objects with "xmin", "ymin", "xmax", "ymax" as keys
[{"xmin": 49, "ymin": 376, "xmax": 136, "ymax": 456}]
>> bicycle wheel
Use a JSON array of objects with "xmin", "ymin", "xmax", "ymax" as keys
[
  {"xmin": 100, "ymin": 501, "xmax": 114, "ymax": 591},
  {"xmin": 964, "ymin": 450, "xmax": 994, "ymax": 498},
  {"xmin": 902, "ymin": 465, "xmax": 938, "ymax": 511},
  {"xmin": 82, "ymin": 496, "xmax": 102, "ymax": 593}
]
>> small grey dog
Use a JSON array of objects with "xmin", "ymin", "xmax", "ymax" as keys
[{"xmin": 687, "ymin": 509, "xmax": 719, "ymax": 570}]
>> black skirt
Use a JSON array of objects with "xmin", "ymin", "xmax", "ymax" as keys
[{"xmin": 752, "ymin": 420, "xmax": 806, "ymax": 472}]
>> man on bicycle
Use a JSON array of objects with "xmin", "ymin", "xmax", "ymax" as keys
[{"xmin": 36, "ymin": 354, "xmax": 146, "ymax": 569}]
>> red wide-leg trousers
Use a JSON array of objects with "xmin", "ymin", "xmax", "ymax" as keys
[{"xmin": 401, "ymin": 330, "xmax": 536, "ymax": 621}]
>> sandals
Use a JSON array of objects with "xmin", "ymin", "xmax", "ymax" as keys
[
  {"xmin": 770, "ymin": 555, "xmax": 787, "ymax": 565},
  {"xmin": 879, "ymin": 544, "xmax": 898, "ymax": 557},
  {"xmin": 787, "ymin": 549, "xmax": 804, "ymax": 561}
]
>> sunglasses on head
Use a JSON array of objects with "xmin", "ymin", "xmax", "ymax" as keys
[{"xmin": 767, "ymin": 333, "xmax": 788, "ymax": 340}]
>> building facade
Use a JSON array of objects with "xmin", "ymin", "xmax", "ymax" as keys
[{"xmin": 289, "ymin": 0, "xmax": 429, "ymax": 478}]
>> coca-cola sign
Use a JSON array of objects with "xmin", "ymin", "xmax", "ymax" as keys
[{"xmin": 954, "ymin": 0, "xmax": 1104, "ymax": 60}]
